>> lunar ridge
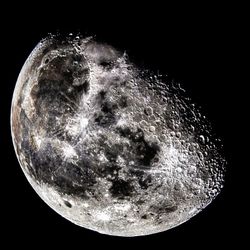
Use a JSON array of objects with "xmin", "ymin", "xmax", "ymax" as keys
[{"xmin": 11, "ymin": 35, "xmax": 226, "ymax": 236}]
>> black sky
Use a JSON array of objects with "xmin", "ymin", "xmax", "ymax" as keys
[{"xmin": 0, "ymin": 4, "xmax": 245, "ymax": 248}]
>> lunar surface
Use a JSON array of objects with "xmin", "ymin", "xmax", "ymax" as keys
[{"xmin": 11, "ymin": 35, "xmax": 226, "ymax": 236}]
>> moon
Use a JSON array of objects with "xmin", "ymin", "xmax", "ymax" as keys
[{"xmin": 11, "ymin": 35, "xmax": 226, "ymax": 236}]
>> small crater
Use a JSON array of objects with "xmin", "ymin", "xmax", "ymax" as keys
[
  {"xmin": 199, "ymin": 135, "xmax": 206, "ymax": 144},
  {"xmin": 64, "ymin": 200, "xmax": 72, "ymax": 208},
  {"xmin": 141, "ymin": 214, "xmax": 148, "ymax": 219},
  {"xmin": 153, "ymin": 156, "xmax": 159, "ymax": 163},
  {"xmin": 144, "ymin": 107, "xmax": 153, "ymax": 116}
]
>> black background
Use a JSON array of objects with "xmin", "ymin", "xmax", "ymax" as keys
[{"xmin": 0, "ymin": 4, "xmax": 245, "ymax": 248}]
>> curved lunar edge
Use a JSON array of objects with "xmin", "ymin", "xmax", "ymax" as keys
[{"xmin": 11, "ymin": 35, "xmax": 226, "ymax": 237}]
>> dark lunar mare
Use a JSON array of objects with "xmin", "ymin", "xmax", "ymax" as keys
[
  {"xmin": 18, "ymin": 48, "xmax": 100, "ymax": 198},
  {"xmin": 17, "ymin": 42, "xmax": 161, "ymax": 200}
]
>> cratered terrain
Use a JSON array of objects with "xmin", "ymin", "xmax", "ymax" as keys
[{"xmin": 11, "ymin": 35, "xmax": 226, "ymax": 236}]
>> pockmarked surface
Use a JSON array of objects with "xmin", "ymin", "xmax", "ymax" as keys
[{"xmin": 11, "ymin": 36, "xmax": 226, "ymax": 236}]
